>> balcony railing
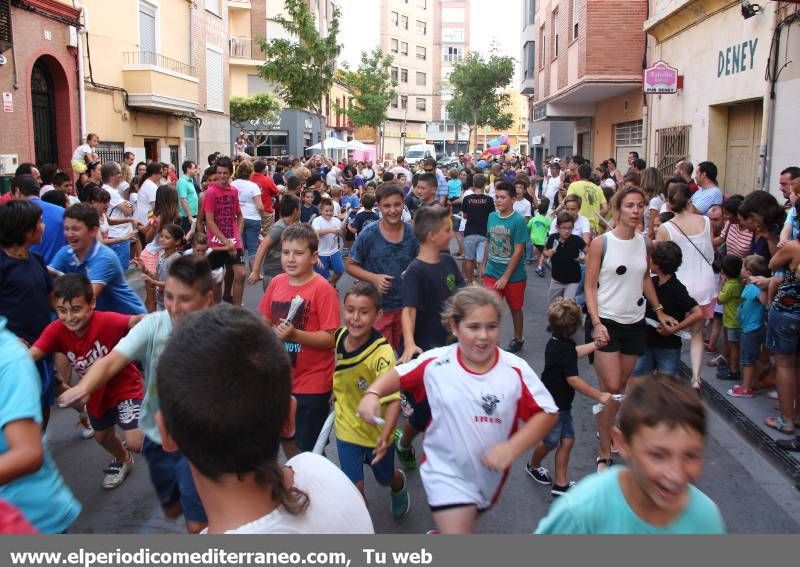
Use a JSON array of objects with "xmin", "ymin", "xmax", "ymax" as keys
[
  {"xmin": 123, "ymin": 51, "xmax": 196, "ymax": 77},
  {"xmin": 229, "ymin": 36, "xmax": 263, "ymax": 60}
]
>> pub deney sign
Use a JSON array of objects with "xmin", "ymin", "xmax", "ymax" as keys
[{"xmin": 643, "ymin": 62, "xmax": 679, "ymax": 94}]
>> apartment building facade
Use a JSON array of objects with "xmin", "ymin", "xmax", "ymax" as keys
[
  {"xmin": 381, "ymin": 0, "xmax": 434, "ymax": 159},
  {"xmin": 645, "ymin": 0, "xmax": 797, "ymax": 198},
  {"xmin": 0, "ymin": 0, "xmax": 82, "ymax": 174},
  {"xmin": 229, "ymin": 0, "xmax": 350, "ymax": 157},
  {"xmin": 527, "ymin": 0, "xmax": 647, "ymax": 168},
  {"xmin": 426, "ymin": 0, "xmax": 469, "ymax": 156}
]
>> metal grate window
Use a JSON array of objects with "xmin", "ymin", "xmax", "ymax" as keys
[
  {"xmin": 169, "ymin": 145, "xmax": 179, "ymax": 169},
  {"xmin": 0, "ymin": 0, "xmax": 12, "ymax": 52},
  {"xmin": 95, "ymin": 142, "xmax": 125, "ymax": 165},
  {"xmin": 614, "ymin": 120, "xmax": 643, "ymax": 146},
  {"xmin": 655, "ymin": 125, "xmax": 691, "ymax": 177}
]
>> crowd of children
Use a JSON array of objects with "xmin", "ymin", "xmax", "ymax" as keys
[{"xmin": 2, "ymin": 147, "xmax": 799, "ymax": 535}]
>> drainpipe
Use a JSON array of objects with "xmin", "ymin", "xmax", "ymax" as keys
[{"xmin": 75, "ymin": 1, "xmax": 87, "ymax": 140}]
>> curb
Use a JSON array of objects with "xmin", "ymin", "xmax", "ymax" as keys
[{"xmin": 680, "ymin": 362, "xmax": 800, "ymax": 491}]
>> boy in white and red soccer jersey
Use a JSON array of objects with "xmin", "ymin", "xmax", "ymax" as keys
[{"xmin": 358, "ymin": 287, "xmax": 557, "ymax": 534}]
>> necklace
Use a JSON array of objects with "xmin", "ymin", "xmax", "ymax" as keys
[{"xmin": 2, "ymin": 247, "xmax": 28, "ymax": 259}]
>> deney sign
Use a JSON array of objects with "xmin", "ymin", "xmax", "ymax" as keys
[
  {"xmin": 717, "ymin": 39, "xmax": 758, "ymax": 78},
  {"xmin": 643, "ymin": 61, "xmax": 679, "ymax": 94}
]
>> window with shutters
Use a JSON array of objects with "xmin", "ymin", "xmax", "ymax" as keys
[
  {"xmin": 552, "ymin": 8, "xmax": 559, "ymax": 59},
  {"xmin": 571, "ymin": 0, "xmax": 579, "ymax": 40},
  {"xmin": 391, "ymin": 96, "xmax": 398, "ymax": 109},
  {"xmin": 539, "ymin": 25, "xmax": 546, "ymax": 68},
  {"xmin": 416, "ymin": 45, "xmax": 426, "ymax": 60},
  {"xmin": 401, "ymin": 95, "xmax": 408, "ymax": 110},
  {"xmin": 391, "ymin": 38, "xmax": 399, "ymax": 53},
  {"xmin": 391, "ymin": 66, "xmax": 398, "ymax": 81},
  {"xmin": 615, "ymin": 120, "xmax": 643, "ymax": 146},
  {"xmin": 400, "ymin": 42, "xmax": 408, "ymax": 55},
  {"xmin": 444, "ymin": 46, "xmax": 463, "ymax": 63},
  {"xmin": 206, "ymin": 47, "xmax": 224, "ymax": 112},
  {"xmin": 401, "ymin": 15, "xmax": 408, "ymax": 30},
  {"xmin": 391, "ymin": 11, "xmax": 399, "ymax": 26},
  {"xmin": 416, "ymin": 71, "xmax": 426, "ymax": 86},
  {"xmin": 416, "ymin": 20, "xmax": 426, "ymax": 35},
  {"xmin": 400, "ymin": 68, "xmax": 408, "ymax": 83},
  {"xmin": 416, "ymin": 97, "xmax": 426, "ymax": 111},
  {"xmin": 139, "ymin": 1, "xmax": 158, "ymax": 62}
]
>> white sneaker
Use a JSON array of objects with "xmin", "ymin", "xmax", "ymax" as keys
[
  {"xmin": 767, "ymin": 390, "xmax": 778, "ymax": 399},
  {"xmin": 78, "ymin": 414, "xmax": 95, "ymax": 439},
  {"xmin": 102, "ymin": 456, "xmax": 133, "ymax": 489}
]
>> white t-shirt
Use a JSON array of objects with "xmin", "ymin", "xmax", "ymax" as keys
[
  {"xmin": 390, "ymin": 166, "xmax": 413, "ymax": 181},
  {"xmin": 396, "ymin": 344, "xmax": 557, "ymax": 509},
  {"xmin": 135, "ymin": 179, "xmax": 158, "ymax": 224},
  {"xmin": 649, "ymin": 195, "xmax": 665, "ymax": 212},
  {"xmin": 548, "ymin": 214, "xmax": 591, "ymax": 237},
  {"xmin": 326, "ymin": 166, "xmax": 341, "ymax": 187},
  {"xmin": 311, "ymin": 216, "xmax": 342, "ymax": 256},
  {"xmin": 232, "ymin": 179, "xmax": 262, "ymax": 221},
  {"xmin": 104, "ymin": 184, "xmax": 133, "ymax": 239},
  {"xmin": 543, "ymin": 176, "xmax": 561, "ymax": 205},
  {"xmin": 513, "ymin": 199, "xmax": 532, "ymax": 219},
  {"xmin": 39, "ymin": 184, "xmax": 54, "ymax": 197},
  {"xmin": 216, "ymin": 453, "xmax": 374, "ymax": 534},
  {"xmin": 71, "ymin": 143, "xmax": 93, "ymax": 162}
]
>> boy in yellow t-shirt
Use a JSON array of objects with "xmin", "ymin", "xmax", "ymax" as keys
[{"xmin": 334, "ymin": 281, "xmax": 410, "ymax": 518}]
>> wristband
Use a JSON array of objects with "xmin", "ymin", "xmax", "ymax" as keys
[
  {"xmin": 654, "ymin": 304, "xmax": 664, "ymax": 312},
  {"xmin": 364, "ymin": 390, "xmax": 382, "ymax": 398}
]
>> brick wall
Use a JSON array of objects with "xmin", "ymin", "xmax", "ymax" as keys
[
  {"xmin": 585, "ymin": 0, "xmax": 647, "ymax": 77},
  {"xmin": 0, "ymin": 5, "xmax": 79, "ymax": 169}
]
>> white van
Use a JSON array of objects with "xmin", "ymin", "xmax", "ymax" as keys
[{"xmin": 404, "ymin": 144, "xmax": 437, "ymax": 167}]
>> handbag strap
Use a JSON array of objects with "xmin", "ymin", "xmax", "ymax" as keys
[{"xmin": 668, "ymin": 219, "xmax": 713, "ymax": 267}]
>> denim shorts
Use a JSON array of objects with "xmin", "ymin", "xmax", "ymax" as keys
[
  {"xmin": 726, "ymin": 327, "xmax": 741, "ymax": 343},
  {"xmin": 288, "ymin": 392, "xmax": 332, "ymax": 452},
  {"xmin": 766, "ymin": 307, "xmax": 800, "ymax": 355},
  {"xmin": 632, "ymin": 345, "xmax": 681, "ymax": 377},
  {"xmin": 463, "ymin": 234, "xmax": 487, "ymax": 262},
  {"xmin": 543, "ymin": 410, "xmax": 575, "ymax": 448},
  {"xmin": 739, "ymin": 328, "xmax": 765, "ymax": 366},
  {"xmin": 141, "ymin": 437, "xmax": 207, "ymax": 523},
  {"xmin": 336, "ymin": 438, "xmax": 396, "ymax": 486},
  {"xmin": 109, "ymin": 240, "xmax": 131, "ymax": 270},
  {"xmin": 242, "ymin": 218, "xmax": 261, "ymax": 259},
  {"xmin": 316, "ymin": 251, "xmax": 345, "ymax": 278}
]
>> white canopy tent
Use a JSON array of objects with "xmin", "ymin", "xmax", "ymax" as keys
[
  {"xmin": 346, "ymin": 139, "xmax": 369, "ymax": 151},
  {"xmin": 306, "ymin": 138, "xmax": 348, "ymax": 150}
]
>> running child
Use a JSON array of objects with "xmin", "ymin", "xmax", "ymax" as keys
[
  {"xmin": 136, "ymin": 224, "xmax": 184, "ymax": 311},
  {"xmin": 528, "ymin": 198, "xmax": 550, "ymax": 268},
  {"xmin": 155, "ymin": 305, "xmax": 374, "ymax": 534},
  {"xmin": 311, "ymin": 198, "xmax": 344, "ymax": 287},
  {"xmin": 526, "ymin": 298, "xmax": 609, "ymax": 497},
  {"xmin": 29, "ymin": 274, "xmax": 144, "ymax": 489},
  {"xmin": 71, "ymin": 133, "xmax": 100, "ymax": 174},
  {"xmin": 258, "ymin": 224, "xmax": 339, "ymax": 456},
  {"xmin": 300, "ymin": 190, "xmax": 320, "ymax": 224},
  {"xmin": 483, "ymin": 181, "xmax": 529, "ymax": 353},
  {"xmin": 535, "ymin": 376, "xmax": 726, "ymax": 534},
  {"xmin": 334, "ymin": 282, "xmax": 410, "ymax": 517},
  {"xmin": 717, "ymin": 255, "xmax": 744, "ymax": 382},
  {"xmin": 543, "ymin": 212, "xmax": 586, "ymax": 305},
  {"xmin": 348, "ymin": 193, "xmax": 379, "ymax": 236},
  {"xmin": 727, "ymin": 254, "xmax": 770, "ymax": 398},
  {"xmin": 358, "ymin": 287, "xmax": 558, "ymax": 534},
  {"xmin": 631, "ymin": 241, "xmax": 703, "ymax": 381},
  {"xmin": 395, "ymin": 206, "xmax": 465, "ymax": 470},
  {"xmin": 460, "ymin": 173, "xmax": 494, "ymax": 283},
  {"xmin": 184, "ymin": 232, "xmax": 224, "ymax": 301}
]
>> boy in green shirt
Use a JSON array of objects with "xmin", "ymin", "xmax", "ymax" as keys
[
  {"xmin": 535, "ymin": 376, "xmax": 726, "ymax": 534},
  {"xmin": 527, "ymin": 198, "xmax": 550, "ymax": 271},
  {"xmin": 717, "ymin": 255, "xmax": 744, "ymax": 382}
]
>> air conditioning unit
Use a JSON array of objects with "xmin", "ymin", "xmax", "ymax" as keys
[{"xmin": 0, "ymin": 154, "xmax": 19, "ymax": 175}]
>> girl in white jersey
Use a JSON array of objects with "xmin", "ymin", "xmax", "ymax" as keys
[
  {"xmin": 584, "ymin": 186, "xmax": 678, "ymax": 473},
  {"xmin": 357, "ymin": 287, "xmax": 558, "ymax": 534}
]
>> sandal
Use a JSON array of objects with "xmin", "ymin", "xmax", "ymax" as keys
[
  {"xmin": 707, "ymin": 355, "xmax": 727, "ymax": 368},
  {"xmin": 596, "ymin": 457, "xmax": 613, "ymax": 473},
  {"xmin": 764, "ymin": 416, "xmax": 796, "ymax": 435}
]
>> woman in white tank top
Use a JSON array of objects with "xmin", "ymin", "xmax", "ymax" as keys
[
  {"xmin": 656, "ymin": 182, "xmax": 716, "ymax": 388},
  {"xmin": 585, "ymin": 187, "xmax": 679, "ymax": 472}
]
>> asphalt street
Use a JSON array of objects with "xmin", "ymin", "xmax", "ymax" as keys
[{"xmin": 47, "ymin": 263, "xmax": 800, "ymax": 534}]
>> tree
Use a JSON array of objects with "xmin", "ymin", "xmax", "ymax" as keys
[
  {"xmin": 336, "ymin": 48, "xmax": 397, "ymax": 158},
  {"xmin": 229, "ymin": 93, "xmax": 282, "ymax": 155},
  {"xmin": 256, "ymin": 0, "xmax": 341, "ymax": 153},
  {"xmin": 446, "ymin": 53, "xmax": 515, "ymax": 153}
]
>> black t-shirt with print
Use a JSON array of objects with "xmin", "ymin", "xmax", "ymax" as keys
[{"xmin": 545, "ymin": 234, "xmax": 585, "ymax": 284}]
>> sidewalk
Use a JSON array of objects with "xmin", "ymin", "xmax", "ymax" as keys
[{"xmin": 681, "ymin": 348, "xmax": 800, "ymax": 491}]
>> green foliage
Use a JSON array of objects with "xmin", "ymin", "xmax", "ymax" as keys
[
  {"xmin": 229, "ymin": 93, "xmax": 282, "ymax": 126},
  {"xmin": 336, "ymin": 48, "xmax": 397, "ymax": 130},
  {"xmin": 446, "ymin": 53, "xmax": 515, "ymax": 151},
  {"xmin": 256, "ymin": 0, "xmax": 342, "ymax": 115}
]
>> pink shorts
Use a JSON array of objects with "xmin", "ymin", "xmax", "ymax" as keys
[
  {"xmin": 375, "ymin": 309, "xmax": 403, "ymax": 352},
  {"xmin": 699, "ymin": 300, "xmax": 716, "ymax": 319}
]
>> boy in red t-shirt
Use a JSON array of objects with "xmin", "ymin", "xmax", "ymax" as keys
[
  {"xmin": 29, "ymin": 274, "xmax": 143, "ymax": 490},
  {"xmin": 258, "ymin": 224, "xmax": 339, "ymax": 457}
]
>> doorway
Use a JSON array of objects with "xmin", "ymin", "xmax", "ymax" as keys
[
  {"xmin": 31, "ymin": 60, "xmax": 57, "ymax": 168},
  {"xmin": 724, "ymin": 101, "xmax": 762, "ymax": 195},
  {"xmin": 144, "ymin": 139, "xmax": 159, "ymax": 163}
]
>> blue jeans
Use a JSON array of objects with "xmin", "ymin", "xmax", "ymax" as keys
[
  {"xmin": 109, "ymin": 240, "xmax": 130, "ymax": 270},
  {"xmin": 242, "ymin": 218, "xmax": 261, "ymax": 260},
  {"xmin": 740, "ymin": 328, "xmax": 765, "ymax": 366},
  {"xmin": 543, "ymin": 410, "xmax": 575, "ymax": 448},
  {"xmin": 633, "ymin": 345, "xmax": 681, "ymax": 377},
  {"xmin": 766, "ymin": 307, "xmax": 800, "ymax": 355},
  {"xmin": 141, "ymin": 437, "xmax": 207, "ymax": 523}
]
